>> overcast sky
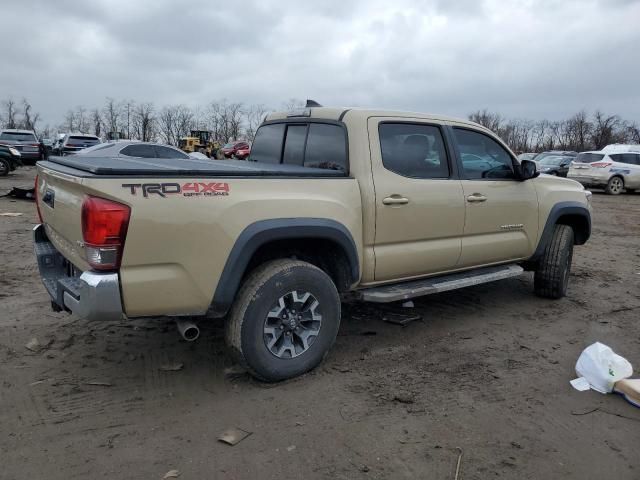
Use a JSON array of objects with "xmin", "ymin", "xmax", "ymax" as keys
[{"xmin": 1, "ymin": 0, "xmax": 639, "ymax": 127}]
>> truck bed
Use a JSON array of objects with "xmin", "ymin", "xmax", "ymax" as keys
[{"xmin": 43, "ymin": 156, "xmax": 347, "ymax": 177}]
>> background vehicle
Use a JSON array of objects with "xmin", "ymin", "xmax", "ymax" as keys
[
  {"xmin": 533, "ymin": 150, "xmax": 577, "ymax": 163},
  {"xmin": 0, "ymin": 144, "xmax": 22, "ymax": 176},
  {"xmin": 537, "ymin": 154, "xmax": 572, "ymax": 176},
  {"xmin": 601, "ymin": 144, "xmax": 640, "ymax": 154},
  {"xmin": 41, "ymin": 138, "xmax": 54, "ymax": 154},
  {"xmin": 517, "ymin": 152, "xmax": 537, "ymax": 161},
  {"xmin": 75, "ymin": 140, "xmax": 192, "ymax": 159},
  {"xmin": 0, "ymin": 129, "xmax": 41, "ymax": 164},
  {"xmin": 34, "ymin": 106, "xmax": 591, "ymax": 382},
  {"xmin": 55, "ymin": 134, "xmax": 101, "ymax": 155},
  {"xmin": 221, "ymin": 140, "xmax": 250, "ymax": 158},
  {"xmin": 179, "ymin": 130, "xmax": 218, "ymax": 158},
  {"xmin": 234, "ymin": 144, "xmax": 251, "ymax": 159},
  {"xmin": 568, "ymin": 150, "xmax": 640, "ymax": 194}
]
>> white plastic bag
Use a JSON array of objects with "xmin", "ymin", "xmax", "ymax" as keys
[{"xmin": 573, "ymin": 342, "xmax": 633, "ymax": 393}]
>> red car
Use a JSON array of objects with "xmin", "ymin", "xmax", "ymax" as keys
[
  {"xmin": 235, "ymin": 144, "xmax": 251, "ymax": 160},
  {"xmin": 221, "ymin": 141, "xmax": 250, "ymax": 159}
]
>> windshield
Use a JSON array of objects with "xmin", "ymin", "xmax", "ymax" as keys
[
  {"xmin": 0, "ymin": 132, "xmax": 37, "ymax": 142},
  {"xmin": 575, "ymin": 152, "xmax": 605, "ymax": 163}
]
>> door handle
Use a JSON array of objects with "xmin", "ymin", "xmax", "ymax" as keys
[
  {"xmin": 466, "ymin": 193, "xmax": 487, "ymax": 203},
  {"xmin": 382, "ymin": 195, "xmax": 409, "ymax": 205}
]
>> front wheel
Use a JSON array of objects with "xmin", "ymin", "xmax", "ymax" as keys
[
  {"xmin": 605, "ymin": 176, "xmax": 624, "ymax": 195},
  {"xmin": 225, "ymin": 259, "xmax": 341, "ymax": 382},
  {"xmin": 534, "ymin": 224, "xmax": 574, "ymax": 299}
]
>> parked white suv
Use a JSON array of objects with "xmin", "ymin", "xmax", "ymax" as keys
[{"xmin": 568, "ymin": 150, "xmax": 640, "ymax": 194}]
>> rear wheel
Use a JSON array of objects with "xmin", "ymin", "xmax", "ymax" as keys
[
  {"xmin": 0, "ymin": 159, "xmax": 10, "ymax": 176},
  {"xmin": 534, "ymin": 224, "xmax": 574, "ymax": 299},
  {"xmin": 605, "ymin": 176, "xmax": 624, "ymax": 195},
  {"xmin": 226, "ymin": 259, "xmax": 341, "ymax": 382}
]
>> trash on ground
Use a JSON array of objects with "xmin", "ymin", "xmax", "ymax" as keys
[
  {"xmin": 224, "ymin": 365, "xmax": 247, "ymax": 379},
  {"xmin": 402, "ymin": 300, "xmax": 414, "ymax": 308},
  {"xmin": 25, "ymin": 338, "xmax": 41, "ymax": 352},
  {"xmin": 1, "ymin": 186, "xmax": 35, "ymax": 200},
  {"xmin": 570, "ymin": 377, "xmax": 591, "ymax": 392},
  {"xmin": 286, "ymin": 445, "xmax": 296, "ymax": 452},
  {"xmin": 0, "ymin": 212, "xmax": 22, "ymax": 217},
  {"xmin": 393, "ymin": 392, "xmax": 416, "ymax": 404},
  {"xmin": 85, "ymin": 381, "xmax": 113, "ymax": 387},
  {"xmin": 571, "ymin": 342, "xmax": 632, "ymax": 393},
  {"xmin": 218, "ymin": 427, "xmax": 252, "ymax": 446},
  {"xmin": 162, "ymin": 470, "xmax": 181, "ymax": 479},
  {"xmin": 382, "ymin": 311, "xmax": 422, "ymax": 326},
  {"xmin": 613, "ymin": 379, "xmax": 640, "ymax": 408},
  {"xmin": 159, "ymin": 362, "xmax": 184, "ymax": 372}
]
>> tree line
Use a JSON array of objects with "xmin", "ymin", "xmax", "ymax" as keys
[
  {"xmin": 0, "ymin": 97, "xmax": 304, "ymax": 145},
  {"xmin": 469, "ymin": 109, "xmax": 640, "ymax": 153},
  {"xmin": 1, "ymin": 97, "xmax": 639, "ymax": 152}
]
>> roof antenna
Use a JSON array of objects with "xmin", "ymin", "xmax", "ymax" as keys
[{"xmin": 305, "ymin": 99, "xmax": 322, "ymax": 107}]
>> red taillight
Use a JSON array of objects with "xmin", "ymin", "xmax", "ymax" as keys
[
  {"xmin": 35, "ymin": 175, "xmax": 43, "ymax": 223},
  {"xmin": 591, "ymin": 162, "xmax": 612, "ymax": 168},
  {"xmin": 81, "ymin": 196, "xmax": 130, "ymax": 270}
]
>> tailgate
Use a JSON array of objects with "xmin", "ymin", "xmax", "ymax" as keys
[{"xmin": 36, "ymin": 164, "xmax": 91, "ymax": 271}]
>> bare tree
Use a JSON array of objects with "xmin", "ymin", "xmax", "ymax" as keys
[
  {"xmin": 468, "ymin": 109, "xmax": 503, "ymax": 132},
  {"xmin": 591, "ymin": 111, "xmax": 621, "ymax": 150},
  {"xmin": 102, "ymin": 97, "xmax": 121, "ymax": 135},
  {"xmin": 244, "ymin": 104, "xmax": 269, "ymax": 141},
  {"xmin": 1, "ymin": 99, "xmax": 18, "ymax": 129},
  {"xmin": 281, "ymin": 98, "xmax": 305, "ymax": 111},
  {"xmin": 91, "ymin": 108, "xmax": 102, "ymax": 137},
  {"xmin": 133, "ymin": 102, "xmax": 155, "ymax": 142},
  {"xmin": 123, "ymin": 100, "xmax": 135, "ymax": 139},
  {"xmin": 21, "ymin": 98, "xmax": 40, "ymax": 132}
]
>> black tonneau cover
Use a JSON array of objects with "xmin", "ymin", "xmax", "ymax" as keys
[{"xmin": 43, "ymin": 156, "xmax": 346, "ymax": 177}]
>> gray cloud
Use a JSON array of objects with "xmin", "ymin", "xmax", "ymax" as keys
[{"xmin": 1, "ymin": 0, "xmax": 638, "ymax": 127}]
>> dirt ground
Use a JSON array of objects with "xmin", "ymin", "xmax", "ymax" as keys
[{"xmin": 1, "ymin": 166, "xmax": 639, "ymax": 480}]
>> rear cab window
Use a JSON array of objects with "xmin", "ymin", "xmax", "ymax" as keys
[{"xmin": 250, "ymin": 121, "xmax": 348, "ymax": 172}]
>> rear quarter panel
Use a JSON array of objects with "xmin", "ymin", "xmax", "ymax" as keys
[{"xmin": 92, "ymin": 177, "xmax": 363, "ymax": 317}]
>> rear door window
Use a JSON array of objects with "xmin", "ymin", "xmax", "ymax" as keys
[
  {"xmin": 120, "ymin": 144, "xmax": 157, "ymax": 158},
  {"xmin": 453, "ymin": 128, "xmax": 516, "ymax": 180},
  {"xmin": 610, "ymin": 153, "xmax": 640, "ymax": 165},
  {"xmin": 304, "ymin": 124, "xmax": 347, "ymax": 171},
  {"xmin": 249, "ymin": 124, "xmax": 285, "ymax": 164},
  {"xmin": 379, "ymin": 123, "xmax": 449, "ymax": 178},
  {"xmin": 282, "ymin": 125, "xmax": 307, "ymax": 166}
]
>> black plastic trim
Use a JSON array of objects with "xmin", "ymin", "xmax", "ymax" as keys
[
  {"xmin": 210, "ymin": 218, "xmax": 359, "ymax": 317},
  {"xmin": 530, "ymin": 202, "xmax": 591, "ymax": 261}
]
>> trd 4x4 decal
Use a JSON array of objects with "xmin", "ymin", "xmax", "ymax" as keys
[{"xmin": 122, "ymin": 182, "xmax": 230, "ymax": 198}]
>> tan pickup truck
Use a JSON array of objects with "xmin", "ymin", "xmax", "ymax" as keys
[{"xmin": 34, "ymin": 105, "xmax": 592, "ymax": 381}]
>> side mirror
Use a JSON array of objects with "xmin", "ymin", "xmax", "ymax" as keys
[{"xmin": 519, "ymin": 159, "xmax": 539, "ymax": 180}]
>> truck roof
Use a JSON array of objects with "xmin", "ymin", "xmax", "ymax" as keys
[{"xmin": 266, "ymin": 106, "xmax": 485, "ymax": 130}]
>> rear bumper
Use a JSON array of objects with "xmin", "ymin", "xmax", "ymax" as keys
[
  {"xmin": 568, "ymin": 172, "xmax": 608, "ymax": 187},
  {"xmin": 33, "ymin": 224, "xmax": 124, "ymax": 321}
]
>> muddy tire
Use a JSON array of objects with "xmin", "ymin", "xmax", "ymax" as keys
[
  {"xmin": 534, "ymin": 224, "xmax": 574, "ymax": 299},
  {"xmin": 225, "ymin": 259, "xmax": 341, "ymax": 382},
  {"xmin": 605, "ymin": 176, "xmax": 624, "ymax": 195}
]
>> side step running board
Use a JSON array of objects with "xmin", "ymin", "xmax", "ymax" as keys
[{"xmin": 358, "ymin": 264, "xmax": 524, "ymax": 303}]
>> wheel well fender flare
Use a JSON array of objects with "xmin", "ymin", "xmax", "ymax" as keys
[
  {"xmin": 530, "ymin": 201, "xmax": 591, "ymax": 261},
  {"xmin": 210, "ymin": 218, "xmax": 359, "ymax": 317}
]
